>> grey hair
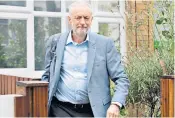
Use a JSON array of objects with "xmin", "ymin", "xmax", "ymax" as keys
[{"xmin": 68, "ymin": 1, "xmax": 92, "ymax": 16}]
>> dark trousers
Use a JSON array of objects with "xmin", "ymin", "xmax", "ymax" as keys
[{"xmin": 49, "ymin": 97, "xmax": 94, "ymax": 117}]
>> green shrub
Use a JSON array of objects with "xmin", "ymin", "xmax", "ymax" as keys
[{"xmin": 125, "ymin": 49, "xmax": 173, "ymax": 117}]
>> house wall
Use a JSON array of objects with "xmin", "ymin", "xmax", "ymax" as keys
[{"xmin": 126, "ymin": 1, "xmax": 154, "ymax": 56}]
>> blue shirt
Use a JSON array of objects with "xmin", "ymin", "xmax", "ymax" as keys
[{"xmin": 55, "ymin": 31, "xmax": 89, "ymax": 104}]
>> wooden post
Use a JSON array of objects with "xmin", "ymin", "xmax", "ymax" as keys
[
  {"xmin": 0, "ymin": 74, "xmax": 35, "ymax": 95},
  {"xmin": 16, "ymin": 81, "xmax": 48, "ymax": 117},
  {"xmin": 0, "ymin": 94, "xmax": 25, "ymax": 117},
  {"xmin": 160, "ymin": 75, "xmax": 174, "ymax": 117}
]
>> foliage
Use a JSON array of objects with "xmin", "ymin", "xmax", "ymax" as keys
[
  {"xmin": 102, "ymin": 0, "xmax": 174, "ymax": 117},
  {"xmin": 0, "ymin": 35, "xmax": 7, "ymax": 67},
  {"xmin": 153, "ymin": 0, "xmax": 174, "ymax": 55},
  {"xmin": 125, "ymin": 50, "xmax": 173, "ymax": 117},
  {"xmin": 124, "ymin": 0, "xmax": 174, "ymax": 117},
  {"xmin": 0, "ymin": 20, "xmax": 26, "ymax": 68}
]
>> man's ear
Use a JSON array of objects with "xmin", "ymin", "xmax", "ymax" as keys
[
  {"xmin": 91, "ymin": 16, "xmax": 93, "ymax": 22},
  {"xmin": 67, "ymin": 16, "xmax": 71, "ymax": 25}
]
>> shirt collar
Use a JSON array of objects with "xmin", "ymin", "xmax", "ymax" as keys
[{"xmin": 66, "ymin": 31, "xmax": 89, "ymax": 45}]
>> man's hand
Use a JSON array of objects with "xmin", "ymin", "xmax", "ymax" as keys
[{"xmin": 106, "ymin": 104, "xmax": 120, "ymax": 118}]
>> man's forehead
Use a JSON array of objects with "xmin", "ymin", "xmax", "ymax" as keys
[
  {"xmin": 73, "ymin": 12, "xmax": 92, "ymax": 16},
  {"xmin": 71, "ymin": 11, "xmax": 92, "ymax": 17}
]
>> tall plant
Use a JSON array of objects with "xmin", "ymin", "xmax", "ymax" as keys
[
  {"xmin": 124, "ymin": 0, "xmax": 174, "ymax": 117},
  {"xmin": 154, "ymin": 0, "xmax": 174, "ymax": 56}
]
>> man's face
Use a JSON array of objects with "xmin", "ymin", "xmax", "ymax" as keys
[{"xmin": 68, "ymin": 6, "xmax": 93, "ymax": 37}]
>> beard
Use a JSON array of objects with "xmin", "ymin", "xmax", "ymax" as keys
[{"xmin": 72, "ymin": 26, "xmax": 88, "ymax": 38}]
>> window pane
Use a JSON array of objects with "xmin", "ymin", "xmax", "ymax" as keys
[
  {"xmin": 0, "ymin": 1, "xmax": 26, "ymax": 7},
  {"xmin": 65, "ymin": 1, "xmax": 73, "ymax": 12},
  {"xmin": 35, "ymin": 17, "xmax": 61, "ymax": 70},
  {"xmin": 98, "ymin": 1, "xmax": 119, "ymax": 12},
  {"xmin": 34, "ymin": 0, "xmax": 61, "ymax": 12},
  {"xmin": 99, "ymin": 23, "xmax": 120, "ymax": 49},
  {"xmin": 0, "ymin": 19, "xmax": 27, "ymax": 68}
]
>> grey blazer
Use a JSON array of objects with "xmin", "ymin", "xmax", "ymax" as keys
[{"xmin": 42, "ymin": 31, "xmax": 130, "ymax": 117}]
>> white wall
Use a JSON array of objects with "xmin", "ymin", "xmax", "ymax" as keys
[{"xmin": 0, "ymin": 94, "xmax": 23, "ymax": 117}]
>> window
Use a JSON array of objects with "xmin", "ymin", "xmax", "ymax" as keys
[
  {"xmin": 34, "ymin": 17, "xmax": 61, "ymax": 70},
  {"xmin": 65, "ymin": 1, "xmax": 74, "ymax": 12},
  {"xmin": 34, "ymin": 1, "xmax": 61, "ymax": 12},
  {"xmin": 99, "ymin": 23, "xmax": 120, "ymax": 49},
  {"xmin": 0, "ymin": 19, "xmax": 27, "ymax": 68},
  {"xmin": 94, "ymin": 0, "xmax": 126, "ymax": 57},
  {"xmin": 97, "ymin": 1, "xmax": 119, "ymax": 12},
  {"xmin": 0, "ymin": 1, "xmax": 26, "ymax": 7},
  {"xmin": 0, "ymin": 0, "xmax": 125, "ymax": 77}
]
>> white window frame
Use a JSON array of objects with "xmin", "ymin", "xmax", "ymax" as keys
[
  {"xmin": 91, "ymin": 1, "xmax": 127, "ymax": 58},
  {"xmin": 93, "ymin": 0, "xmax": 124, "ymax": 17},
  {"xmin": 93, "ymin": 17, "xmax": 126, "ymax": 57},
  {"xmin": 0, "ymin": 0, "xmax": 126, "ymax": 78},
  {"xmin": 0, "ymin": 12, "xmax": 35, "ymax": 77},
  {"xmin": 0, "ymin": 0, "xmax": 32, "ymax": 13}
]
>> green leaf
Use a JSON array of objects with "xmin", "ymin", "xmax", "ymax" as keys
[
  {"xmin": 162, "ymin": 11, "xmax": 164, "ymax": 15},
  {"xmin": 156, "ymin": 20, "xmax": 162, "ymax": 24},
  {"xmin": 162, "ymin": 30, "xmax": 169, "ymax": 36},
  {"xmin": 156, "ymin": 17, "xmax": 164, "ymax": 24},
  {"xmin": 154, "ymin": 40, "xmax": 160, "ymax": 49},
  {"xmin": 167, "ymin": 35, "xmax": 172, "ymax": 39}
]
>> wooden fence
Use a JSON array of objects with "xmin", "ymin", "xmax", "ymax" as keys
[
  {"xmin": 0, "ymin": 74, "xmax": 48, "ymax": 117},
  {"xmin": 160, "ymin": 75, "xmax": 174, "ymax": 117},
  {"xmin": 15, "ymin": 81, "xmax": 48, "ymax": 117},
  {"xmin": 0, "ymin": 74, "xmax": 174, "ymax": 117},
  {"xmin": 0, "ymin": 74, "xmax": 40, "ymax": 95}
]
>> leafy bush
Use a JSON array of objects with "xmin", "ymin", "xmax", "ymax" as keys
[
  {"xmin": 125, "ymin": 49, "xmax": 173, "ymax": 117},
  {"xmin": 124, "ymin": 0, "xmax": 174, "ymax": 117}
]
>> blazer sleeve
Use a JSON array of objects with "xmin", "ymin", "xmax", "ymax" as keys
[
  {"xmin": 106, "ymin": 38, "xmax": 130, "ymax": 107},
  {"xmin": 41, "ymin": 36, "xmax": 53, "ymax": 82},
  {"xmin": 41, "ymin": 34, "xmax": 61, "ymax": 82}
]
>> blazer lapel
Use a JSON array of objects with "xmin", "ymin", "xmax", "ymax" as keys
[
  {"xmin": 54, "ymin": 31, "xmax": 69, "ymax": 77},
  {"xmin": 87, "ymin": 33, "xmax": 96, "ymax": 83}
]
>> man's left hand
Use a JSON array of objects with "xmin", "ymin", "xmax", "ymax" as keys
[{"xmin": 106, "ymin": 104, "xmax": 120, "ymax": 118}]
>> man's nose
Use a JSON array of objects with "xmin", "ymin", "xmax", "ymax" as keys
[{"xmin": 80, "ymin": 17, "xmax": 86, "ymax": 24}]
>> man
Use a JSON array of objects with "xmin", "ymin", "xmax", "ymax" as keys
[{"xmin": 42, "ymin": 1, "xmax": 129, "ymax": 117}]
